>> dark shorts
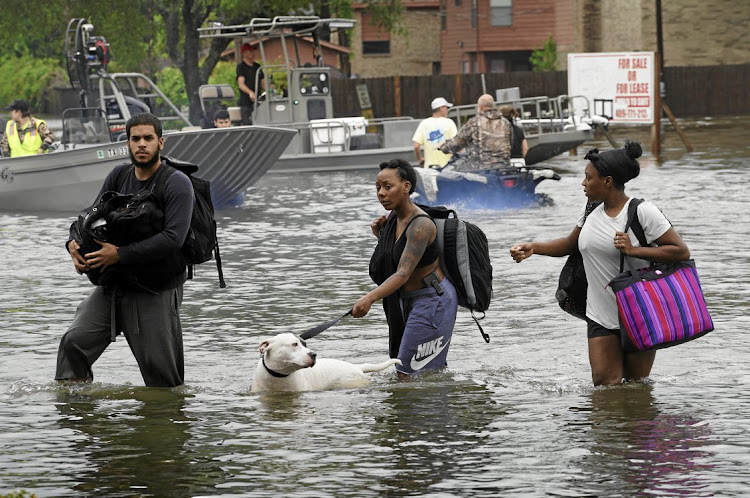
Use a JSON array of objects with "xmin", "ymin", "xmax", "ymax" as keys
[
  {"xmin": 396, "ymin": 277, "xmax": 458, "ymax": 375},
  {"xmin": 586, "ymin": 318, "xmax": 620, "ymax": 339}
]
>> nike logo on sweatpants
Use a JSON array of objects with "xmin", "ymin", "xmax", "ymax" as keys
[{"xmin": 410, "ymin": 337, "xmax": 449, "ymax": 371}]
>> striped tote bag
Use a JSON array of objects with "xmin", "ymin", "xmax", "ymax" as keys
[{"xmin": 609, "ymin": 259, "xmax": 713, "ymax": 352}]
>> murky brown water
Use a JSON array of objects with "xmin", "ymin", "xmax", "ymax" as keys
[{"xmin": 1, "ymin": 116, "xmax": 749, "ymax": 496}]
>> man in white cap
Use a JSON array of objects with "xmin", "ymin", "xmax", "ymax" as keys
[{"xmin": 411, "ymin": 97, "xmax": 458, "ymax": 169}]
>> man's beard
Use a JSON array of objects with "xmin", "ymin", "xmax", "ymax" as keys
[{"xmin": 129, "ymin": 149, "xmax": 160, "ymax": 169}]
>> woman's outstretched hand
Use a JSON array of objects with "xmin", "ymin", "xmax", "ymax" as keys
[{"xmin": 510, "ymin": 243, "xmax": 534, "ymax": 263}]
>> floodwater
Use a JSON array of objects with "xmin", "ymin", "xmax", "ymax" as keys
[{"xmin": 1, "ymin": 116, "xmax": 749, "ymax": 497}]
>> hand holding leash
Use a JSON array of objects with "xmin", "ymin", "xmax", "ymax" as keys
[{"xmin": 299, "ymin": 309, "xmax": 353, "ymax": 340}]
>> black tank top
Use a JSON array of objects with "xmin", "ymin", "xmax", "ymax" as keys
[{"xmin": 392, "ymin": 214, "xmax": 440, "ymax": 268}]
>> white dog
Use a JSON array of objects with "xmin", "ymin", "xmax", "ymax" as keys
[{"xmin": 251, "ymin": 333, "xmax": 401, "ymax": 392}]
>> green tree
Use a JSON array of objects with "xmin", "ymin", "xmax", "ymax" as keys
[
  {"xmin": 530, "ymin": 34, "xmax": 557, "ymax": 72},
  {"xmin": 0, "ymin": 0, "xmax": 406, "ymax": 121},
  {"xmin": 159, "ymin": 0, "xmax": 405, "ymax": 123},
  {"xmin": 0, "ymin": 56, "xmax": 65, "ymax": 111},
  {"xmin": 0, "ymin": 1, "xmax": 155, "ymax": 70},
  {"xmin": 153, "ymin": 0, "xmax": 320, "ymax": 123}
]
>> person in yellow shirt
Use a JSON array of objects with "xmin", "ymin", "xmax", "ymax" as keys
[
  {"xmin": 411, "ymin": 97, "xmax": 457, "ymax": 169},
  {"xmin": 1, "ymin": 99, "xmax": 55, "ymax": 157}
]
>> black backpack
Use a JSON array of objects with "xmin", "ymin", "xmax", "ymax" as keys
[
  {"xmin": 556, "ymin": 199, "xmax": 647, "ymax": 319},
  {"xmin": 116, "ymin": 156, "xmax": 226, "ymax": 288},
  {"xmin": 417, "ymin": 204, "xmax": 493, "ymax": 343}
]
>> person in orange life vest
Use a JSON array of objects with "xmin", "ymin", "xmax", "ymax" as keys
[{"xmin": 1, "ymin": 99, "xmax": 55, "ymax": 157}]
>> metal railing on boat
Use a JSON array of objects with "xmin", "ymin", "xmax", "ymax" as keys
[{"xmin": 448, "ymin": 94, "xmax": 595, "ymax": 137}]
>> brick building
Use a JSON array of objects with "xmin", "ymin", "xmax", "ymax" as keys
[
  {"xmin": 440, "ymin": 0, "xmax": 575, "ymax": 74},
  {"xmin": 350, "ymin": 0, "xmax": 443, "ymax": 77},
  {"xmin": 349, "ymin": 0, "xmax": 750, "ymax": 76},
  {"xmin": 580, "ymin": 0, "xmax": 750, "ymax": 68}
]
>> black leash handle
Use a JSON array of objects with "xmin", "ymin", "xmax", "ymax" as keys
[{"xmin": 300, "ymin": 309, "xmax": 353, "ymax": 340}]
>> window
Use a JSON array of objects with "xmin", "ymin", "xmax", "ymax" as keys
[
  {"xmin": 490, "ymin": 0, "xmax": 512, "ymax": 27},
  {"xmin": 488, "ymin": 57, "xmax": 506, "ymax": 73},
  {"xmin": 362, "ymin": 13, "xmax": 391, "ymax": 54},
  {"xmin": 485, "ymin": 51, "xmax": 532, "ymax": 73},
  {"xmin": 460, "ymin": 56, "xmax": 477, "ymax": 74},
  {"xmin": 299, "ymin": 72, "xmax": 330, "ymax": 96},
  {"xmin": 441, "ymin": 0, "xmax": 447, "ymax": 30},
  {"xmin": 362, "ymin": 41, "xmax": 390, "ymax": 54}
]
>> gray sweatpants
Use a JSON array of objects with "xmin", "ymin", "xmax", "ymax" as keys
[{"xmin": 55, "ymin": 285, "xmax": 185, "ymax": 387}]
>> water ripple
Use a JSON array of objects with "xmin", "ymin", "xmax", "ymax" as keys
[{"xmin": 1, "ymin": 117, "xmax": 749, "ymax": 496}]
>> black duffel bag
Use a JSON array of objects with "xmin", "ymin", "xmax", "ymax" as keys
[{"xmin": 70, "ymin": 189, "xmax": 163, "ymax": 287}]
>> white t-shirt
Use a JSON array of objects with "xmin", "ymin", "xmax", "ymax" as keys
[
  {"xmin": 577, "ymin": 198, "xmax": 672, "ymax": 329},
  {"xmin": 412, "ymin": 116, "xmax": 458, "ymax": 168}
]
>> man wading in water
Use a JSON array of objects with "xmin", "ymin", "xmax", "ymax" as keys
[{"xmin": 56, "ymin": 113, "xmax": 194, "ymax": 387}]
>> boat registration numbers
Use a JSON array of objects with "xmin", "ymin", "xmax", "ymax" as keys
[
  {"xmin": 97, "ymin": 146, "xmax": 128, "ymax": 159},
  {"xmin": 1, "ymin": 167, "xmax": 13, "ymax": 183}
]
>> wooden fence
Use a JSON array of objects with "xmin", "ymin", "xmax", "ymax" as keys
[{"xmin": 332, "ymin": 63, "xmax": 750, "ymax": 120}]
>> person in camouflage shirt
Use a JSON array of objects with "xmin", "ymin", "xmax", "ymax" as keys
[{"xmin": 439, "ymin": 94, "xmax": 512, "ymax": 170}]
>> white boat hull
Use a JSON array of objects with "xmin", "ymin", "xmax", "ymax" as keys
[
  {"xmin": 270, "ymin": 145, "xmax": 414, "ymax": 174},
  {"xmin": 0, "ymin": 125, "xmax": 296, "ymax": 212},
  {"xmin": 266, "ymin": 129, "xmax": 592, "ymax": 174}
]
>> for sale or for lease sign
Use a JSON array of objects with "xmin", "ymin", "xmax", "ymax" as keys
[{"xmin": 568, "ymin": 52, "xmax": 655, "ymax": 124}]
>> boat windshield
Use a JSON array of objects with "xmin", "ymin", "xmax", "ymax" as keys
[{"xmin": 299, "ymin": 72, "xmax": 329, "ymax": 96}]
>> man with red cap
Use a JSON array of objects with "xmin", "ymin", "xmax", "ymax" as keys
[{"xmin": 236, "ymin": 42, "xmax": 265, "ymax": 125}]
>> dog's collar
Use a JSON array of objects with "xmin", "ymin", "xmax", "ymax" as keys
[{"xmin": 262, "ymin": 355, "xmax": 289, "ymax": 378}]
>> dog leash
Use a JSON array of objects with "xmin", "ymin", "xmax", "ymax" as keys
[{"xmin": 300, "ymin": 309, "xmax": 353, "ymax": 340}]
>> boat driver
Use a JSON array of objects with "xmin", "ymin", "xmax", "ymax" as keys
[
  {"xmin": 439, "ymin": 94, "xmax": 512, "ymax": 170},
  {"xmin": 236, "ymin": 43, "xmax": 265, "ymax": 125}
]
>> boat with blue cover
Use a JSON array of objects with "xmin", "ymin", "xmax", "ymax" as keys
[{"xmin": 412, "ymin": 157, "xmax": 561, "ymax": 210}]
